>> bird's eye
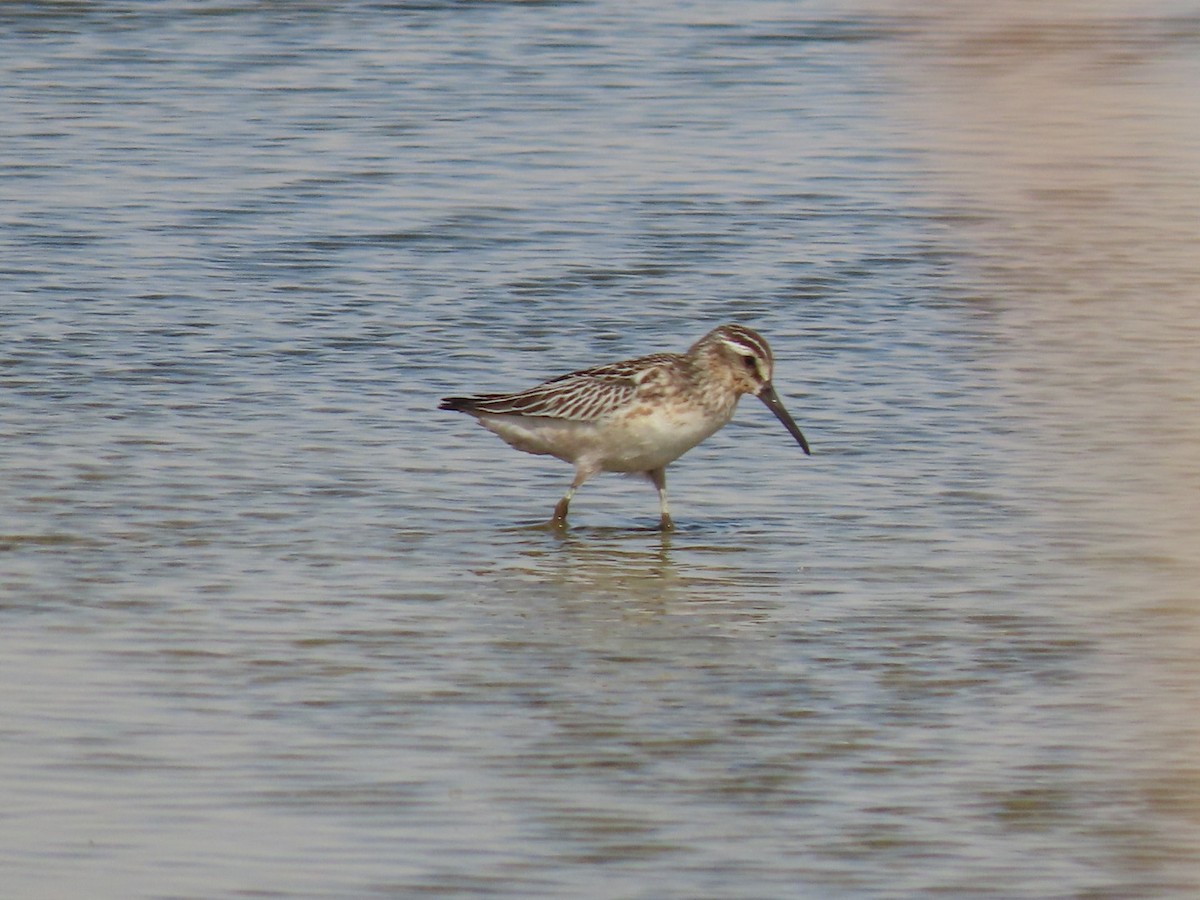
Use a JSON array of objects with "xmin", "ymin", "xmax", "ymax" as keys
[{"xmin": 742, "ymin": 355, "xmax": 757, "ymax": 371}]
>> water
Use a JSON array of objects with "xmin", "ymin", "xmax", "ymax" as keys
[{"xmin": 3, "ymin": 1, "xmax": 1199, "ymax": 896}]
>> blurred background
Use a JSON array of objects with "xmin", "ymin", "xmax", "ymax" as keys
[{"xmin": 2, "ymin": 1, "xmax": 1198, "ymax": 897}]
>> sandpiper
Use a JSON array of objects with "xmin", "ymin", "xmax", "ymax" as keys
[{"xmin": 440, "ymin": 324, "xmax": 810, "ymax": 529}]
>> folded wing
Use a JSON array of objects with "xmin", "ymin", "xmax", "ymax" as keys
[{"xmin": 440, "ymin": 353, "xmax": 674, "ymax": 422}]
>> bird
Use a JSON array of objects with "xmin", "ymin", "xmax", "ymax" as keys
[{"xmin": 439, "ymin": 323, "xmax": 810, "ymax": 530}]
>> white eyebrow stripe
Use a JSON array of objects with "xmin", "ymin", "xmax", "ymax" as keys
[{"xmin": 720, "ymin": 338, "xmax": 755, "ymax": 356}]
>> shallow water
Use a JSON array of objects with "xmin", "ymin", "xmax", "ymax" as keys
[{"xmin": 3, "ymin": 1, "xmax": 1199, "ymax": 897}]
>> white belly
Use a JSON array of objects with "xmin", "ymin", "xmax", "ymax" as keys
[
  {"xmin": 476, "ymin": 401, "xmax": 736, "ymax": 473},
  {"xmin": 600, "ymin": 404, "xmax": 732, "ymax": 471}
]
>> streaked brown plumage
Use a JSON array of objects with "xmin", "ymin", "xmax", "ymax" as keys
[{"xmin": 440, "ymin": 324, "xmax": 810, "ymax": 529}]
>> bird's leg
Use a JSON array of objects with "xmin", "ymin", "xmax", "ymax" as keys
[
  {"xmin": 647, "ymin": 468, "xmax": 674, "ymax": 531},
  {"xmin": 551, "ymin": 487, "xmax": 574, "ymax": 528},
  {"xmin": 551, "ymin": 467, "xmax": 590, "ymax": 528}
]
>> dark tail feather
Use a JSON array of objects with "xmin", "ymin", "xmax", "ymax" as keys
[{"xmin": 439, "ymin": 396, "xmax": 477, "ymax": 412}]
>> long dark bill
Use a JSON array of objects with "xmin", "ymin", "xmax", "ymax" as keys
[{"xmin": 758, "ymin": 383, "xmax": 811, "ymax": 455}]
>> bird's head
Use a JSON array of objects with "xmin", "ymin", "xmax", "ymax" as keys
[{"xmin": 694, "ymin": 323, "xmax": 811, "ymax": 455}]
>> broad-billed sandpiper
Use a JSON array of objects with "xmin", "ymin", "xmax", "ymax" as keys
[{"xmin": 440, "ymin": 324, "xmax": 810, "ymax": 529}]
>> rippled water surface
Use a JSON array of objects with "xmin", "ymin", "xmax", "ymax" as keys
[{"xmin": 3, "ymin": 1, "xmax": 1200, "ymax": 897}]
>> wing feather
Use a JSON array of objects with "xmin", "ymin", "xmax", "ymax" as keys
[{"xmin": 441, "ymin": 352, "xmax": 678, "ymax": 422}]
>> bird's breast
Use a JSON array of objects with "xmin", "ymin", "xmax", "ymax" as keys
[
  {"xmin": 473, "ymin": 393, "xmax": 738, "ymax": 473},
  {"xmin": 597, "ymin": 399, "xmax": 735, "ymax": 472}
]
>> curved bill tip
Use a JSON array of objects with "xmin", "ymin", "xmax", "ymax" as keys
[{"xmin": 758, "ymin": 383, "xmax": 811, "ymax": 455}]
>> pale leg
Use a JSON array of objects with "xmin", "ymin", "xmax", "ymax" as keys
[{"xmin": 648, "ymin": 467, "xmax": 674, "ymax": 531}]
